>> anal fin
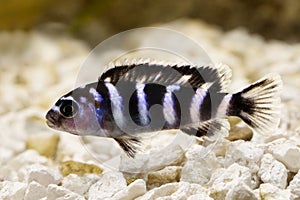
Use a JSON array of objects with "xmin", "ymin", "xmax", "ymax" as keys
[{"xmin": 181, "ymin": 119, "xmax": 230, "ymax": 139}]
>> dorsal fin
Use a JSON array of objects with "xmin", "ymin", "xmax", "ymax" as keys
[
  {"xmin": 213, "ymin": 63, "xmax": 232, "ymax": 92},
  {"xmin": 99, "ymin": 59, "xmax": 232, "ymax": 92}
]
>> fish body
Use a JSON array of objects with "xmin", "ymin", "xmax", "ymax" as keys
[{"xmin": 46, "ymin": 60, "xmax": 282, "ymax": 157}]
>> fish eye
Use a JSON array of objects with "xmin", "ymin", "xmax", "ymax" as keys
[{"xmin": 59, "ymin": 100, "xmax": 79, "ymax": 118}]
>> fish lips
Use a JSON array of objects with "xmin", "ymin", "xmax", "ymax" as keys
[{"xmin": 45, "ymin": 110, "xmax": 61, "ymax": 129}]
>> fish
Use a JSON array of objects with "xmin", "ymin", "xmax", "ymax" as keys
[{"xmin": 46, "ymin": 59, "xmax": 282, "ymax": 157}]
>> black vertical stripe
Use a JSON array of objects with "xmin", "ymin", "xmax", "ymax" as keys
[
  {"xmin": 96, "ymin": 81, "xmax": 110, "ymax": 104},
  {"xmin": 144, "ymin": 84, "xmax": 168, "ymax": 129},
  {"xmin": 144, "ymin": 83, "xmax": 166, "ymax": 105},
  {"xmin": 200, "ymin": 91, "xmax": 211, "ymax": 121},
  {"xmin": 200, "ymin": 91, "xmax": 226, "ymax": 121}
]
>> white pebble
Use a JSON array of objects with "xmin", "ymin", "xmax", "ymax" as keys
[
  {"xmin": 267, "ymin": 139, "xmax": 300, "ymax": 172},
  {"xmin": 225, "ymin": 140, "xmax": 264, "ymax": 174},
  {"xmin": 225, "ymin": 183, "xmax": 258, "ymax": 200},
  {"xmin": 258, "ymin": 153, "xmax": 288, "ymax": 189},
  {"xmin": 187, "ymin": 194, "xmax": 213, "ymax": 200},
  {"xmin": 120, "ymin": 144, "xmax": 184, "ymax": 173},
  {"xmin": 287, "ymin": 170, "xmax": 300, "ymax": 199},
  {"xmin": 136, "ymin": 182, "xmax": 209, "ymax": 200},
  {"xmin": 62, "ymin": 174, "xmax": 100, "ymax": 197},
  {"xmin": 112, "ymin": 179, "xmax": 147, "ymax": 200},
  {"xmin": 259, "ymin": 183, "xmax": 291, "ymax": 200},
  {"xmin": 181, "ymin": 145, "xmax": 220, "ymax": 185},
  {"xmin": 88, "ymin": 171, "xmax": 127, "ymax": 199},
  {"xmin": 18, "ymin": 164, "xmax": 62, "ymax": 186},
  {"xmin": 24, "ymin": 181, "xmax": 47, "ymax": 200},
  {"xmin": 5, "ymin": 150, "xmax": 48, "ymax": 170},
  {"xmin": 208, "ymin": 163, "xmax": 252, "ymax": 199},
  {"xmin": 0, "ymin": 148, "xmax": 44, "ymax": 182},
  {"xmin": 0, "ymin": 181, "xmax": 27, "ymax": 200},
  {"xmin": 0, "ymin": 147, "xmax": 14, "ymax": 165},
  {"xmin": 224, "ymin": 140, "xmax": 265, "ymax": 188},
  {"xmin": 47, "ymin": 184, "xmax": 85, "ymax": 200}
]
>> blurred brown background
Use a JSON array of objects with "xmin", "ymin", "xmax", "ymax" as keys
[{"xmin": 1, "ymin": 0, "xmax": 300, "ymax": 45}]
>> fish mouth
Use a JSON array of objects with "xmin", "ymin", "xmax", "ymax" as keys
[
  {"xmin": 46, "ymin": 119, "xmax": 56, "ymax": 128},
  {"xmin": 45, "ymin": 110, "xmax": 60, "ymax": 129}
]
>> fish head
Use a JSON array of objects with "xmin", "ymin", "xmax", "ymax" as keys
[{"xmin": 46, "ymin": 84, "xmax": 112, "ymax": 136}]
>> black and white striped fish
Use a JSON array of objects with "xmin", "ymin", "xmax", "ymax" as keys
[{"xmin": 46, "ymin": 60, "xmax": 282, "ymax": 157}]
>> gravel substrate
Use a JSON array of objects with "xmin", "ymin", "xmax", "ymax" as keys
[{"xmin": 1, "ymin": 19, "xmax": 300, "ymax": 200}]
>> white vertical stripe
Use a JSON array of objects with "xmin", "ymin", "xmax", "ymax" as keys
[
  {"xmin": 136, "ymin": 83, "xmax": 149, "ymax": 125},
  {"xmin": 190, "ymin": 88, "xmax": 207, "ymax": 122},
  {"xmin": 163, "ymin": 85, "xmax": 180, "ymax": 125},
  {"xmin": 105, "ymin": 82, "xmax": 125, "ymax": 127},
  {"xmin": 89, "ymin": 88, "xmax": 103, "ymax": 102},
  {"xmin": 216, "ymin": 94, "xmax": 232, "ymax": 118}
]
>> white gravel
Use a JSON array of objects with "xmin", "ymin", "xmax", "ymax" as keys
[{"xmin": 1, "ymin": 19, "xmax": 300, "ymax": 199}]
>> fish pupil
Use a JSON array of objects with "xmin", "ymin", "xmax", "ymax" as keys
[{"xmin": 60, "ymin": 100, "xmax": 78, "ymax": 118}]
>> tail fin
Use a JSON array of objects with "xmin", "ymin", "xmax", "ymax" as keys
[{"xmin": 228, "ymin": 73, "xmax": 282, "ymax": 135}]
